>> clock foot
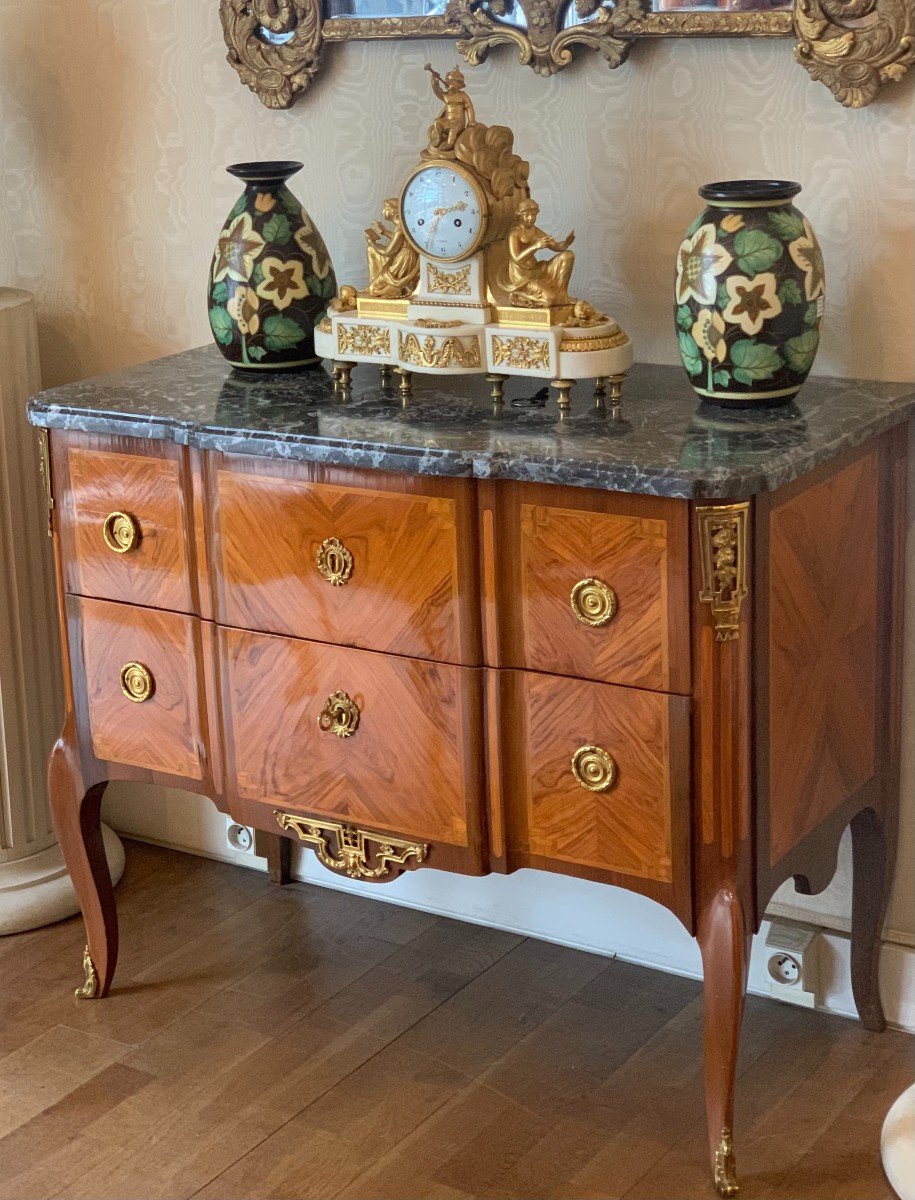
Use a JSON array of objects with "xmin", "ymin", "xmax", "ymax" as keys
[
  {"xmin": 333, "ymin": 361, "xmax": 354, "ymax": 391},
  {"xmin": 395, "ymin": 367, "xmax": 413, "ymax": 405},
  {"xmin": 380, "ymin": 363, "xmax": 394, "ymax": 387},
  {"xmin": 607, "ymin": 373, "xmax": 626, "ymax": 405},
  {"xmin": 594, "ymin": 377, "xmax": 607, "ymax": 412},
  {"xmin": 486, "ymin": 373, "xmax": 507, "ymax": 407},
  {"xmin": 552, "ymin": 378, "xmax": 574, "ymax": 420}
]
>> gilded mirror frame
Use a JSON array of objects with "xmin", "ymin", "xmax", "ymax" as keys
[{"xmin": 220, "ymin": 0, "xmax": 914, "ymax": 111}]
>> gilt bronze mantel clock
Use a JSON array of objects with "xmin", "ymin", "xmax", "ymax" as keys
[{"xmin": 314, "ymin": 65, "xmax": 633, "ymax": 416}]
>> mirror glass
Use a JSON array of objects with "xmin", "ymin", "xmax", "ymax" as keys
[{"xmin": 322, "ymin": 0, "xmax": 791, "ymax": 18}]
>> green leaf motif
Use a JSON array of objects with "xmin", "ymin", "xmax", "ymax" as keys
[
  {"xmin": 713, "ymin": 370, "xmax": 731, "ymax": 388},
  {"xmin": 768, "ymin": 209, "xmax": 805, "ymax": 242},
  {"xmin": 777, "ymin": 278, "xmax": 803, "ymax": 306},
  {"xmin": 262, "ymin": 213, "xmax": 292, "ymax": 245},
  {"xmin": 730, "ymin": 338, "xmax": 783, "ymax": 384},
  {"xmin": 678, "ymin": 330, "xmax": 703, "ymax": 377},
  {"xmin": 784, "ymin": 328, "xmax": 819, "ymax": 375},
  {"xmin": 685, "ymin": 214, "xmax": 703, "ymax": 239},
  {"xmin": 804, "ymin": 301, "xmax": 820, "ymax": 327},
  {"xmin": 210, "ymin": 280, "xmax": 228, "ymax": 305},
  {"xmin": 264, "ymin": 314, "xmax": 306, "ymax": 352},
  {"xmin": 253, "ymin": 261, "xmax": 266, "ymax": 286},
  {"xmin": 734, "ymin": 228, "xmax": 783, "ymax": 275},
  {"xmin": 716, "ymin": 281, "xmax": 730, "ymax": 310},
  {"xmin": 676, "ymin": 304, "xmax": 693, "ymax": 332},
  {"xmin": 229, "ymin": 195, "xmax": 247, "ymax": 220},
  {"xmin": 209, "ymin": 307, "xmax": 233, "ymax": 346},
  {"xmin": 247, "ymin": 345, "xmax": 268, "ymax": 362},
  {"xmin": 280, "ymin": 187, "xmax": 301, "ymax": 216},
  {"xmin": 309, "ymin": 272, "xmax": 337, "ymax": 300}
]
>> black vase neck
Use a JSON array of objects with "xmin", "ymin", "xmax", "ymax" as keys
[
  {"xmin": 227, "ymin": 160, "xmax": 303, "ymax": 190},
  {"xmin": 699, "ymin": 179, "xmax": 802, "ymax": 208}
]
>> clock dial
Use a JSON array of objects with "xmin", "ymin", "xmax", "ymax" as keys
[{"xmin": 401, "ymin": 165, "xmax": 485, "ymax": 262}]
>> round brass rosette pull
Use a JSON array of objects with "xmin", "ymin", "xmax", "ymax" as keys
[
  {"xmin": 571, "ymin": 745, "xmax": 617, "ymax": 793},
  {"xmin": 570, "ymin": 577, "xmax": 618, "ymax": 627},
  {"xmin": 316, "ymin": 537, "xmax": 354, "ymax": 586},
  {"xmin": 319, "ymin": 690, "xmax": 360, "ymax": 739},
  {"xmin": 119, "ymin": 662, "xmax": 154, "ymax": 704},
  {"xmin": 103, "ymin": 511, "xmax": 141, "ymax": 554}
]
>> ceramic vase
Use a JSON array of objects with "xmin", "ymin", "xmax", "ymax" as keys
[
  {"xmin": 208, "ymin": 161, "xmax": 336, "ymax": 371},
  {"xmin": 675, "ymin": 180, "xmax": 824, "ymax": 407}
]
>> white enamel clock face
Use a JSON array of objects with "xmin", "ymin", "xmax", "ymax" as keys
[{"xmin": 401, "ymin": 165, "xmax": 485, "ymax": 262}]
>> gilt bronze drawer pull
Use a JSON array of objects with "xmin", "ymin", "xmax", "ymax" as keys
[
  {"xmin": 316, "ymin": 536, "xmax": 353, "ymax": 586},
  {"xmin": 570, "ymin": 577, "xmax": 618, "ymax": 627},
  {"xmin": 571, "ymin": 744, "xmax": 617, "ymax": 792},
  {"xmin": 119, "ymin": 661, "xmax": 154, "ymax": 704},
  {"xmin": 103, "ymin": 511, "xmax": 141, "ymax": 554},
  {"xmin": 319, "ymin": 689, "xmax": 360, "ymax": 738},
  {"xmin": 275, "ymin": 811, "xmax": 427, "ymax": 882}
]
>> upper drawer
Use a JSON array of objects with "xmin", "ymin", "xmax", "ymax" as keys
[
  {"xmin": 55, "ymin": 435, "xmax": 194, "ymax": 614},
  {"xmin": 212, "ymin": 460, "xmax": 481, "ymax": 664},
  {"xmin": 219, "ymin": 625, "xmax": 485, "ymax": 873},
  {"xmin": 483, "ymin": 483, "xmax": 690, "ymax": 693}
]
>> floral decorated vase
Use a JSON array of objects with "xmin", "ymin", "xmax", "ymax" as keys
[
  {"xmin": 675, "ymin": 180, "xmax": 824, "ymax": 407},
  {"xmin": 208, "ymin": 161, "xmax": 336, "ymax": 371}
]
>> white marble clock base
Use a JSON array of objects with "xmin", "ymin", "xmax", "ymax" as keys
[{"xmin": 316, "ymin": 311, "xmax": 634, "ymax": 400}]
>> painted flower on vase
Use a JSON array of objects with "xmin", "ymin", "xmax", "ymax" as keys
[
  {"xmin": 676, "ymin": 224, "xmax": 733, "ymax": 306},
  {"xmin": 254, "ymin": 192, "xmax": 277, "ymax": 214},
  {"xmin": 295, "ymin": 222, "xmax": 331, "ymax": 279},
  {"xmin": 212, "ymin": 213, "xmax": 266, "ymax": 284},
  {"xmin": 720, "ymin": 213, "xmax": 744, "ymax": 234},
  {"xmin": 788, "ymin": 218, "xmax": 825, "ymax": 300},
  {"xmin": 256, "ymin": 257, "xmax": 310, "ymax": 311},
  {"xmin": 691, "ymin": 309, "xmax": 727, "ymax": 362},
  {"xmin": 722, "ymin": 272, "xmax": 782, "ymax": 336},
  {"xmin": 227, "ymin": 285, "xmax": 261, "ymax": 336}
]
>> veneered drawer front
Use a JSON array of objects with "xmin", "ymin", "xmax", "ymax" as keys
[
  {"xmin": 214, "ymin": 464, "xmax": 479, "ymax": 664},
  {"xmin": 220, "ymin": 626, "xmax": 485, "ymax": 867},
  {"xmin": 74, "ymin": 596, "xmax": 209, "ymax": 782},
  {"xmin": 485, "ymin": 484, "xmax": 690, "ymax": 693},
  {"xmin": 60, "ymin": 439, "xmax": 192, "ymax": 613},
  {"xmin": 493, "ymin": 669, "xmax": 691, "ymax": 918}
]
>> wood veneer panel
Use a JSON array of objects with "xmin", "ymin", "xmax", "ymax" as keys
[
  {"xmin": 212, "ymin": 459, "xmax": 480, "ymax": 665},
  {"xmin": 60, "ymin": 438, "xmax": 193, "ymax": 613},
  {"xmin": 766, "ymin": 449, "xmax": 879, "ymax": 865},
  {"xmin": 494, "ymin": 669, "xmax": 691, "ymax": 917},
  {"xmin": 220, "ymin": 626, "xmax": 484, "ymax": 858},
  {"xmin": 77, "ymin": 596, "xmax": 205, "ymax": 780},
  {"xmin": 481, "ymin": 481, "xmax": 690, "ymax": 692}
]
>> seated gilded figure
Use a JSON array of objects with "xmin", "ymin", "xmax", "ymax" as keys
[
  {"xmin": 423, "ymin": 63, "xmax": 475, "ymax": 156},
  {"xmin": 364, "ymin": 198, "xmax": 420, "ymax": 299},
  {"xmin": 506, "ymin": 198, "xmax": 575, "ymax": 309}
]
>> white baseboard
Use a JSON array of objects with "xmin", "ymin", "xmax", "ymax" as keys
[{"xmin": 102, "ymin": 784, "xmax": 915, "ymax": 1035}]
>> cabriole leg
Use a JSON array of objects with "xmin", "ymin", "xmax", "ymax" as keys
[
  {"xmin": 48, "ymin": 730, "xmax": 117, "ymax": 998},
  {"xmin": 850, "ymin": 805, "xmax": 895, "ymax": 1031},
  {"xmin": 698, "ymin": 888, "xmax": 751, "ymax": 1197}
]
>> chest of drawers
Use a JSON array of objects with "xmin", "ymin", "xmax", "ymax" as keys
[{"xmin": 30, "ymin": 352, "xmax": 914, "ymax": 1196}]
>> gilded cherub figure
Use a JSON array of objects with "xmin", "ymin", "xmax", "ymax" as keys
[
  {"xmin": 506, "ymin": 198, "xmax": 575, "ymax": 308},
  {"xmin": 364, "ymin": 198, "xmax": 420, "ymax": 298},
  {"xmin": 423, "ymin": 64, "xmax": 476, "ymax": 156}
]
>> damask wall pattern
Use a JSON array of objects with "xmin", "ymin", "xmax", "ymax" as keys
[{"xmin": 0, "ymin": 0, "xmax": 913, "ymax": 945}]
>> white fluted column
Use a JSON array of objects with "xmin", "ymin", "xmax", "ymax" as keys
[{"xmin": 0, "ymin": 288, "xmax": 123, "ymax": 934}]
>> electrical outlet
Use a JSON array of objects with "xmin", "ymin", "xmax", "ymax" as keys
[
  {"xmin": 225, "ymin": 818, "xmax": 256, "ymax": 856},
  {"xmin": 765, "ymin": 921, "xmax": 822, "ymax": 1009}
]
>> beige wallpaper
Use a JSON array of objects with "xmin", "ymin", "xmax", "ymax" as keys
[{"xmin": 0, "ymin": 2, "xmax": 913, "ymax": 941}]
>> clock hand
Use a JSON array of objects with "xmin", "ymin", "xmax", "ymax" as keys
[{"xmin": 426, "ymin": 200, "xmax": 469, "ymax": 244}]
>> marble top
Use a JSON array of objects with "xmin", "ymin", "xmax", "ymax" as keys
[{"xmin": 27, "ymin": 345, "xmax": 915, "ymax": 500}]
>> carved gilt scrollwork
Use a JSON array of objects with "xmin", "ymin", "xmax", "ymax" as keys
[
  {"xmin": 444, "ymin": 0, "xmax": 645, "ymax": 76},
  {"xmin": 220, "ymin": 0, "xmax": 323, "ymax": 109},
  {"xmin": 219, "ymin": 0, "xmax": 915, "ymax": 108},
  {"xmin": 794, "ymin": 0, "xmax": 915, "ymax": 107}
]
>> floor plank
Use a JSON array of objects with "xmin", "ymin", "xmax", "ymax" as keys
[{"xmin": 0, "ymin": 842, "xmax": 909, "ymax": 1200}]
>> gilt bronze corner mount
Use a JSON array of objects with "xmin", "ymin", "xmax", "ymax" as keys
[{"xmin": 220, "ymin": 0, "xmax": 914, "ymax": 109}]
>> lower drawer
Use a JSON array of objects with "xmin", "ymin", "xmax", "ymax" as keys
[
  {"xmin": 491, "ymin": 669, "xmax": 692, "ymax": 921},
  {"xmin": 71, "ymin": 595, "xmax": 213, "ymax": 784},
  {"xmin": 219, "ymin": 626, "xmax": 486, "ymax": 874}
]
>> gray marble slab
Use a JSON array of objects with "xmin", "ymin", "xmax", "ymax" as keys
[{"xmin": 27, "ymin": 345, "xmax": 915, "ymax": 499}]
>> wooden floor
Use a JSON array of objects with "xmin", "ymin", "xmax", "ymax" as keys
[{"xmin": 0, "ymin": 842, "xmax": 910, "ymax": 1200}]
